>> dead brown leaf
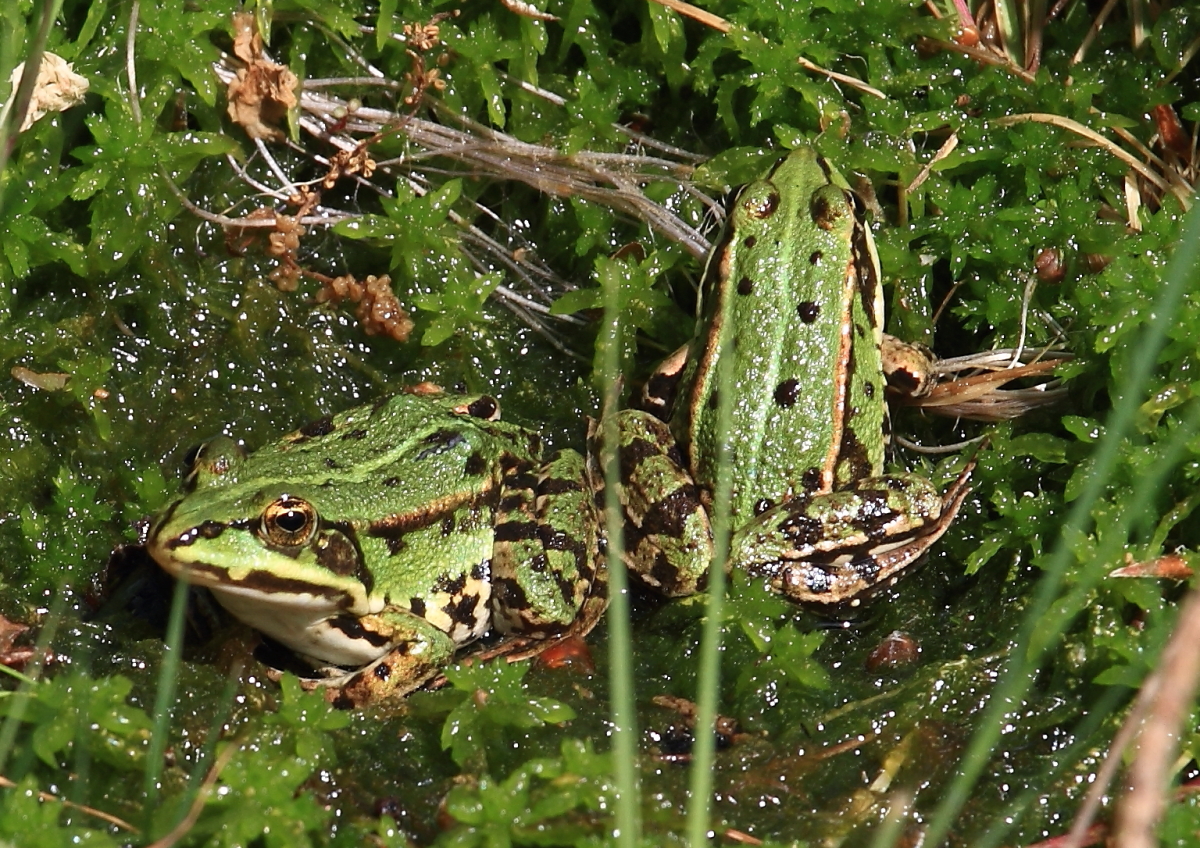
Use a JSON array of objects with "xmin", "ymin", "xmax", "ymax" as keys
[
  {"xmin": 225, "ymin": 12, "xmax": 298, "ymax": 140},
  {"xmin": 1109, "ymin": 553, "xmax": 1194, "ymax": 580}
]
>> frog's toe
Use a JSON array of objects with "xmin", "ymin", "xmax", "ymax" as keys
[{"xmin": 327, "ymin": 649, "xmax": 442, "ymax": 708}]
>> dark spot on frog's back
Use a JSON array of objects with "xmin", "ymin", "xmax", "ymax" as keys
[
  {"xmin": 649, "ymin": 551, "xmax": 680, "ymax": 591},
  {"xmin": 340, "ymin": 428, "xmax": 368, "ymax": 441},
  {"xmin": 779, "ymin": 511, "xmax": 823, "ymax": 547},
  {"xmin": 538, "ymin": 525, "xmax": 577, "ymax": 554},
  {"xmin": 811, "ymin": 193, "xmax": 832, "ymax": 227},
  {"xmin": 441, "ymin": 515, "xmax": 455, "ymax": 536},
  {"xmin": 801, "ymin": 466, "xmax": 823, "ymax": 492},
  {"xmin": 499, "ymin": 452, "xmax": 534, "ymax": 474},
  {"xmin": 774, "ymin": 379, "xmax": 800, "ymax": 408},
  {"xmin": 620, "ymin": 436, "xmax": 660, "ymax": 467},
  {"xmin": 811, "ymin": 191, "xmax": 849, "ymax": 231},
  {"xmin": 464, "ymin": 451, "xmax": 488, "ymax": 476},
  {"xmin": 858, "ymin": 491, "xmax": 894, "ymax": 531},
  {"xmin": 499, "ymin": 493, "xmax": 527, "ymax": 513},
  {"xmin": 466, "ymin": 396, "xmax": 499, "ymax": 420},
  {"xmin": 617, "ymin": 437, "xmax": 661, "ymax": 481},
  {"xmin": 737, "ymin": 276, "xmax": 754, "ymax": 295},
  {"xmin": 809, "ymin": 250, "xmax": 822, "ymax": 265},
  {"xmin": 556, "ymin": 573, "xmax": 578, "ymax": 606},
  {"xmin": 409, "ymin": 596, "xmax": 426, "ymax": 618},
  {"xmin": 298, "ymin": 416, "xmax": 335, "ymax": 439},
  {"xmin": 743, "ymin": 235, "xmax": 757, "ymax": 249},
  {"xmin": 797, "ymin": 301, "xmax": 820, "ymax": 323},
  {"xmin": 838, "ymin": 427, "xmax": 872, "ymax": 481}
]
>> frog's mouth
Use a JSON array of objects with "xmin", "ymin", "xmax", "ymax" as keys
[
  {"xmin": 146, "ymin": 530, "xmax": 390, "ymax": 669},
  {"xmin": 157, "ymin": 552, "xmax": 352, "ymax": 603}
]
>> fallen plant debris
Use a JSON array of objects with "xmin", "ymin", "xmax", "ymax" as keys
[
  {"xmin": 224, "ymin": 12, "xmax": 298, "ymax": 140},
  {"xmin": 313, "ymin": 273, "xmax": 413, "ymax": 342},
  {"xmin": 1109, "ymin": 553, "xmax": 1194, "ymax": 581},
  {"xmin": 2, "ymin": 51, "xmax": 88, "ymax": 133}
]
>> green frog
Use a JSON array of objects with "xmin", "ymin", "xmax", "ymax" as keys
[
  {"xmin": 603, "ymin": 146, "xmax": 972, "ymax": 603},
  {"xmin": 147, "ymin": 146, "xmax": 972, "ymax": 704},
  {"xmin": 147, "ymin": 390, "xmax": 606, "ymax": 706}
]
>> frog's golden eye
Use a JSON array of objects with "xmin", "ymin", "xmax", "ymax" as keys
[{"xmin": 260, "ymin": 496, "xmax": 318, "ymax": 547}]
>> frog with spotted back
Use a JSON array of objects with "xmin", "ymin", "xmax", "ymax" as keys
[
  {"xmin": 602, "ymin": 146, "xmax": 973, "ymax": 604},
  {"xmin": 147, "ymin": 390, "xmax": 605, "ymax": 706},
  {"xmin": 146, "ymin": 145, "xmax": 972, "ymax": 705}
]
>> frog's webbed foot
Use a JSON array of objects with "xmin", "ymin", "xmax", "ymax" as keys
[
  {"xmin": 265, "ymin": 652, "xmax": 446, "ymax": 707},
  {"xmin": 327, "ymin": 650, "xmax": 443, "ymax": 708},
  {"xmin": 278, "ymin": 612, "xmax": 459, "ymax": 708},
  {"xmin": 732, "ymin": 460, "xmax": 975, "ymax": 606}
]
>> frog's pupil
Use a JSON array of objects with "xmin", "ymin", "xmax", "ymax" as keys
[{"xmin": 277, "ymin": 509, "xmax": 308, "ymax": 533}]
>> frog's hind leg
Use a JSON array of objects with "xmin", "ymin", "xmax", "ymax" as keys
[
  {"xmin": 587, "ymin": 410, "xmax": 714, "ymax": 597},
  {"xmin": 490, "ymin": 450, "xmax": 605, "ymax": 639},
  {"xmin": 731, "ymin": 461, "xmax": 974, "ymax": 605}
]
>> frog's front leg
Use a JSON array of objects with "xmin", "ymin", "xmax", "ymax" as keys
[
  {"xmin": 588, "ymin": 410, "xmax": 713, "ymax": 596},
  {"xmin": 327, "ymin": 610, "xmax": 459, "ymax": 708},
  {"xmin": 490, "ymin": 450, "xmax": 607, "ymax": 640},
  {"xmin": 731, "ymin": 464, "xmax": 974, "ymax": 605}
]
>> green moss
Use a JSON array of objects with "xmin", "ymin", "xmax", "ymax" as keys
[{"xmin": 1, "ymin": 0, "xmax": 1197, "ymax": 844}]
